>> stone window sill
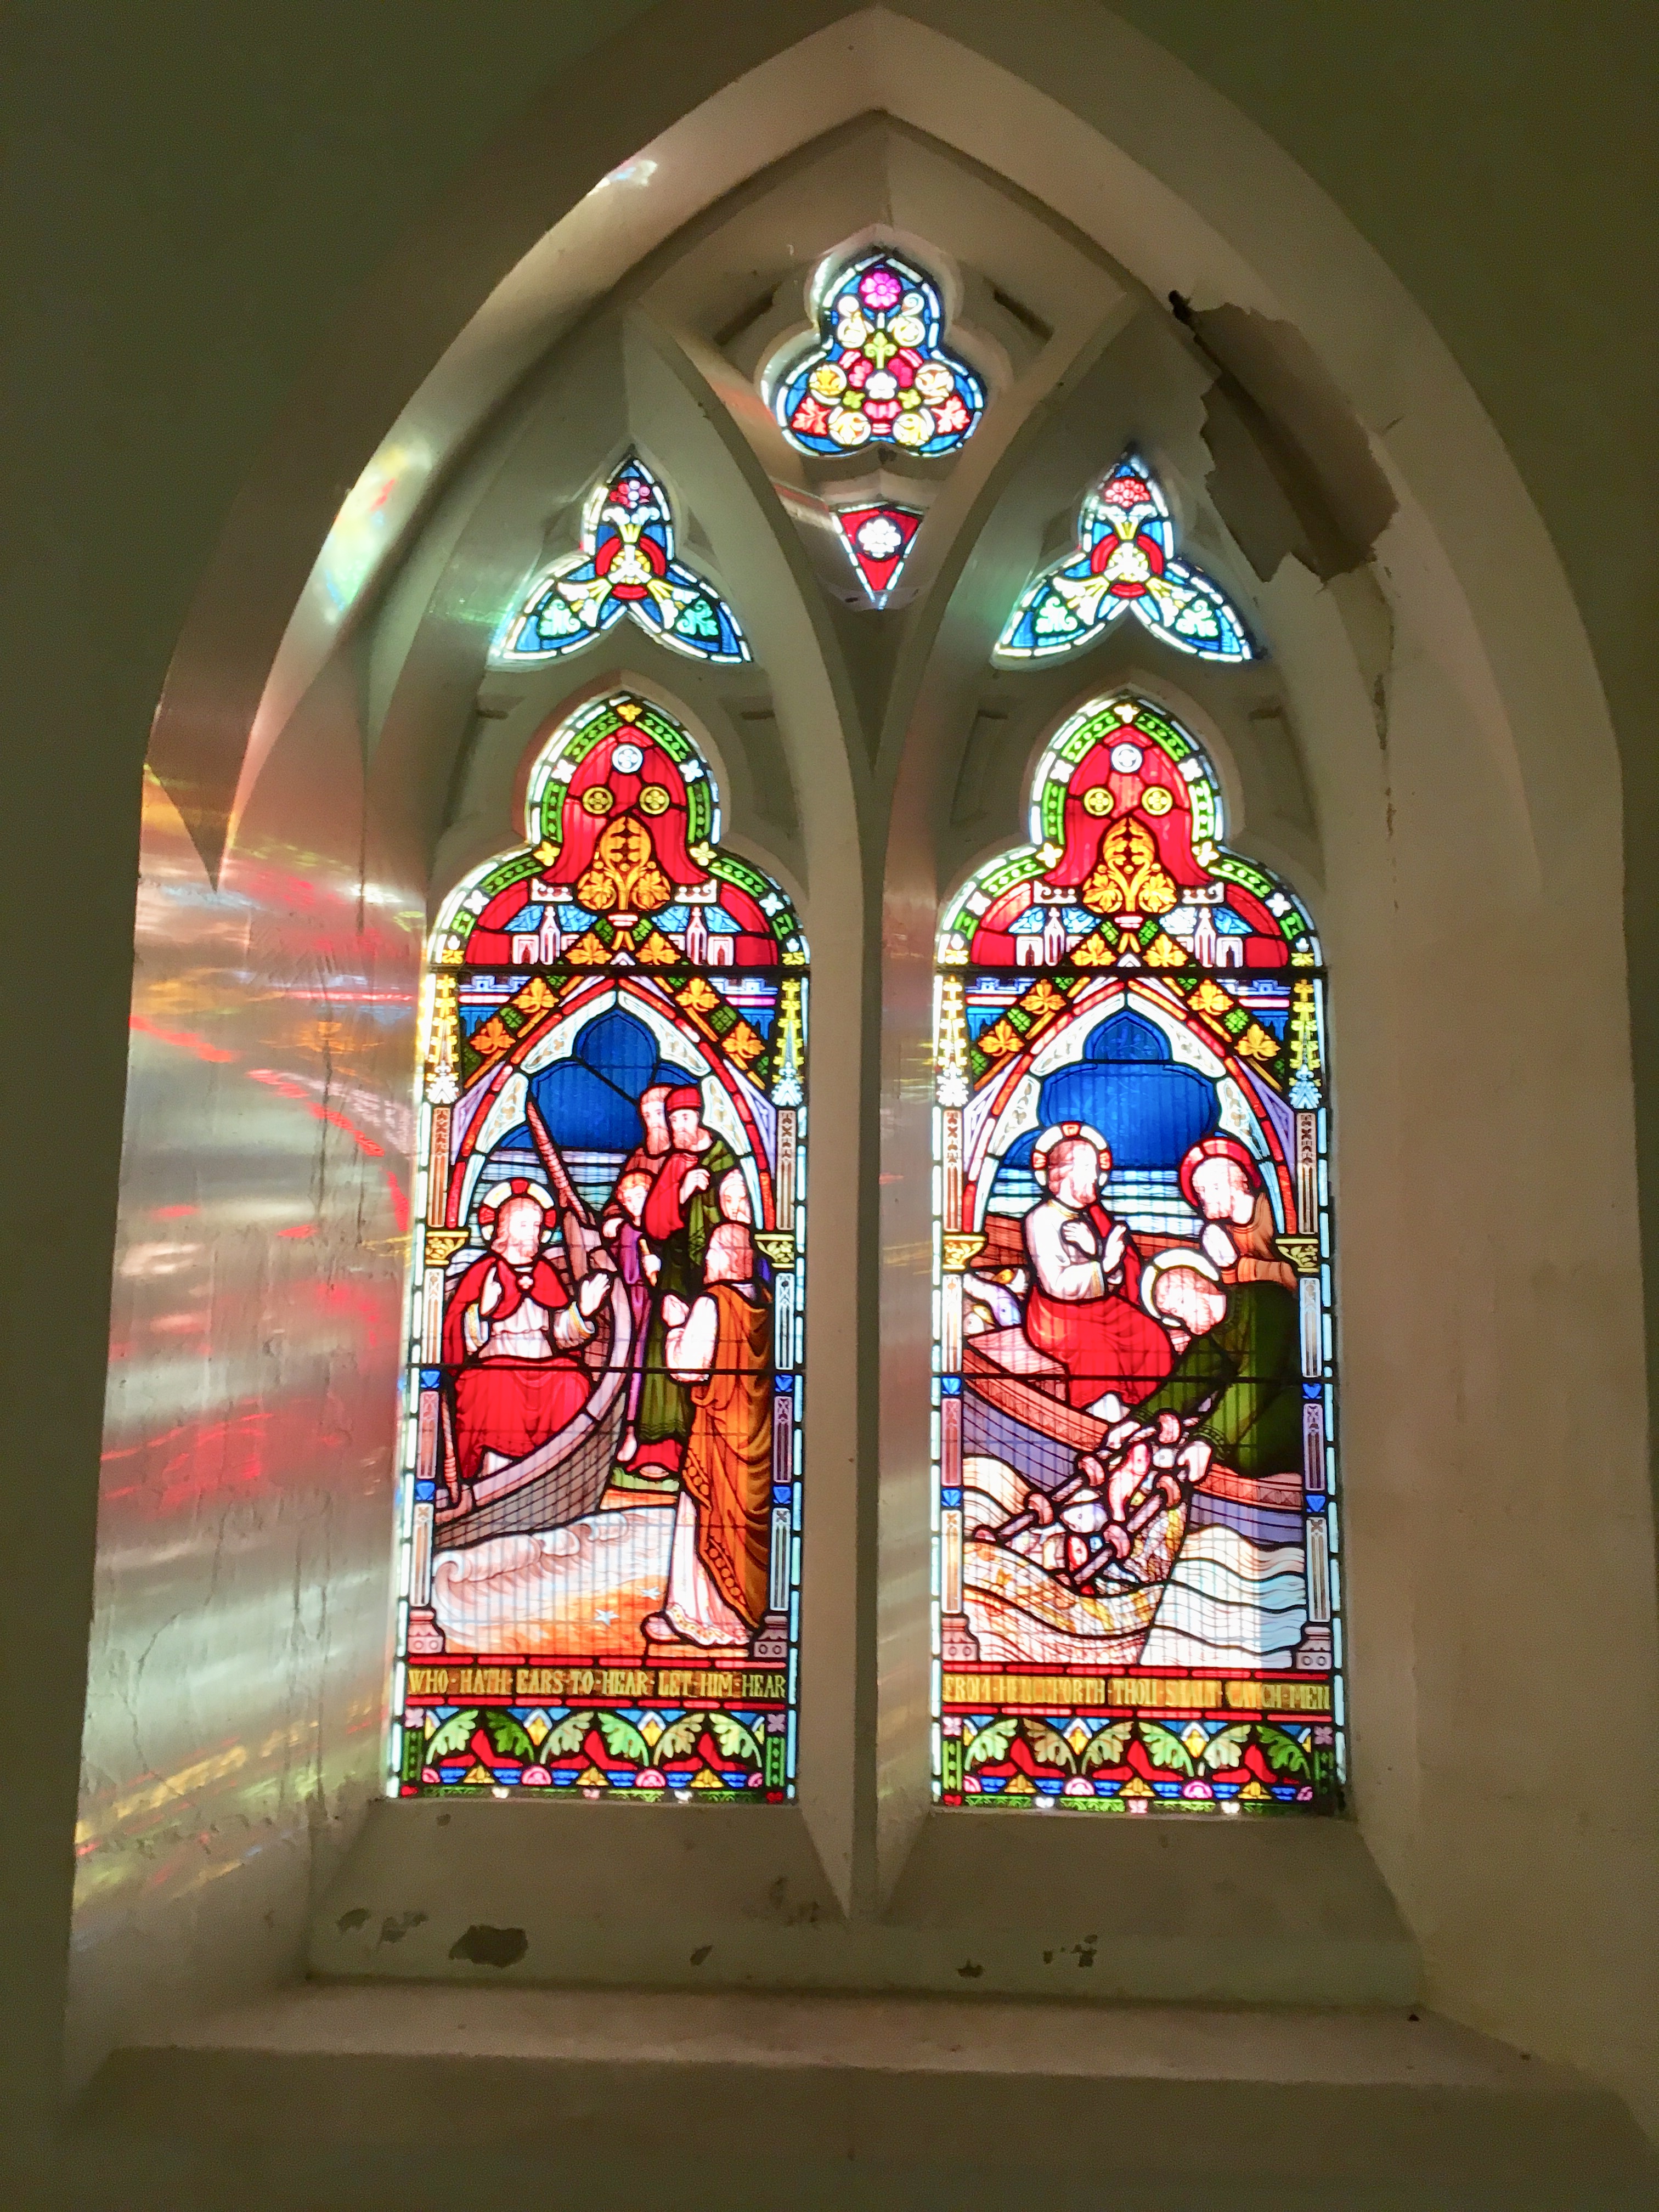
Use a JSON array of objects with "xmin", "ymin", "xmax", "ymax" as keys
[
  {"xmin": 73, "ymin": 1980, "xmax": 1659, "ymax": 2208},
  {"xmin": 309, "ymin": 1798, "xmax": 1415, "ymax": 2007}
]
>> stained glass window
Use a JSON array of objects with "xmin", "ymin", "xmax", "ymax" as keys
[
  {"xmin": 771, "ymin": 252, "xmax": 984, "ymax": 458},
  {"xmin": 834, "ymin": 502, "xmax": 923, "ymax": 606},
  {"xmin": 996, "ymin": 454, "xmax": 1253, "ymax": 664},
  {"xmin": 391, "ymin": 691, "xmax": 806, "ymax": 1802},
  {"xmin": 932, "ymin": 694, "xmax": 1340, "ymax": 1814},
  {"xmin": 495, "ymin": 454, "xmax": 749, "ymax": 665}
]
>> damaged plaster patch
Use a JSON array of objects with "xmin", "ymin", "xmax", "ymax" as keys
[
  {"xmin": 1183, "ymin": 302, "xmax": 1398, "ymax": 584},
  {"xmin": 449, "ymin": 1923, "xmax": 528, "ymax": 1968},
  {"xmin": 765, "ymin": 1875, "xmax": 825, "ymax": 1927},
  {"xmin": 335, "ymin": 1907, "xmax": 371, "ymax": 1934}
]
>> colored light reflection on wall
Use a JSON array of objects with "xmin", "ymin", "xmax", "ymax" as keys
[
  {"xmin": 73, "ymin": 742, "xmax": 419, "ymax": 2076},
  {"xmin": 315, "ymin": 435, "xmax": 434, "ymax": 618}
]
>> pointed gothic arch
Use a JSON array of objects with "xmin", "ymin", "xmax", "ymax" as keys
[
  {"xmin": 394, "ymin": 689, "xmax": 808, "ymax": 1801},
  {"xmin": 932, "ymin": 691, "xmax": 1336, "ymax": 1811},
  {"xmin": 64, "ymin": 6, "xmax": 1656, "ymax": 2165}
]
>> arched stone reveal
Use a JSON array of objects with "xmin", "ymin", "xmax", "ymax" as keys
[{"xmin": 70, "ymin": 1, "xmax": 1656, "ymax": 2166}]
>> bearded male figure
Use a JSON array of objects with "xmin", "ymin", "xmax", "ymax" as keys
[
  {"xmin": 643, "ymin": 1217, "xmax": 772, "ymax": 1648},
  {"xmin": 600, "ymin": 1166, "xmax": 658, "ymax": 1460},
  {"xmin": 1178, "ymin": 1136, "xmax": 1297, "ymax": 1294},
  {"xmin": 632, "ymin": 1082, "xmax": 739, "ymax": 1475},
  {"xmin": 442, "ymin": 1182, "xmax": 611, "ymax": 1486},
  {"xmin": 1021, "ymin": 1126, "xmax": 1173, "ymax": 1414},
  {"xmin": 1133, "ymin": 1251, "xmax": 1302, "ymax": 1483}
]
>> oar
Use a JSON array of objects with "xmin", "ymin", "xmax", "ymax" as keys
[{"xmin": 524, "ymin": 1093, "xmax": 595, "ymax": 1282}]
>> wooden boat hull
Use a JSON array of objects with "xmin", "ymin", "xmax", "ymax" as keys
[
  {"xmin": 962, "ymin": 1494, "xmax": 1190, "ymax": 1664},
  {"xmin": 957, "ymin": 1323, "xmax": 1303, "ymax": 1663},
  {"xmin": 437, "ymin": 1276, "xmax": 633, "ymax": 1550},
  {"xmin": 963, "ymin": 1326, "xmax": 1304, "ymax": 1524}
]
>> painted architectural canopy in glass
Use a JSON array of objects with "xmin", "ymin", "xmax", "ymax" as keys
[
  {"xmin": 996, "ymin": 455, "xmax": 1254, "ymax": 664},
  {"xmin": 495, "ymin": 454, "xmax": 749, "ymax": 665}
]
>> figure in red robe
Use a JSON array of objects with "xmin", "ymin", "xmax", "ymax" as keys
[
  {"xmin": 442, "ymin": 1181, "xmax": 611, "ymax": 1486},
  {"xmin": 1020, "ymin": 1126, "xmax": 1173, "ymax": 1413},
  {"xmin": 631, "ymin": 1084, "xmax": 740, "ymax": 1475}
]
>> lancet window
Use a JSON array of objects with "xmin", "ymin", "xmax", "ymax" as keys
[
  {"xmin": 932, "ymin": 695, "xmax": 1340, "ymax": 1813},
  {"xmin": 392, "ymin": 692, "xmax": 806, "ymax": 1802}
]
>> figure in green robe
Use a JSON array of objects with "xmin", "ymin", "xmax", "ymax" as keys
[{"xmin": 1135, "ymin": 1253, "xmax": 1302, "ymax": 1480}]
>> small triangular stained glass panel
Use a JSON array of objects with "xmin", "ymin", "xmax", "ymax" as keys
[{"xmin": 833, "ymin": 503, "xmax": 922, "ymax": 605}]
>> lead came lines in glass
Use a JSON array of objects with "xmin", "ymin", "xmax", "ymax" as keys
[
  {"xmin": 391, "ymin": 692, "xmax": 808, "ymax": 1804},
  {"xmin": 996, "ymin": 454, "xmax": 1254, "ymax": 665},
  {"xmin": 932, "ymin": 693, "xmax": 1340, "ymax": 1815},
  {"xmin": 771, "ymin": 251, "xmax": 985, "ymax": 459}
]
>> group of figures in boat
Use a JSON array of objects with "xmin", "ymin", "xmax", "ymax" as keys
[
  {"xmin": 436, "ymin": 1073, "xmax": 775, "ymax": 1656},
  {"xmin": 960, "ymin": 1118, "xmax": 1302, "ymax": 1611}
]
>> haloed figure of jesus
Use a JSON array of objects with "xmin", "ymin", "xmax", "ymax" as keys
[
  {"xmin": 443, "ymin": 1182, "xmax": 611, "ymax": 1486},
  {"xmin": 1022, "ymin": 1128, "xmax": 1173, "ymax": 1414}
]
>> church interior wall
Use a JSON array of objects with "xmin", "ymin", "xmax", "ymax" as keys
[
  {"xmin": 70, "ymin": 656, "xmax": 420, "ymax": 2091},
  {"xmin": 8, "ymin": 3, "xmax": 1657, "ymax": 2200}
]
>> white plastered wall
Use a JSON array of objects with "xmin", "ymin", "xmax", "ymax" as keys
[{"xmin": 88, "ymin": 0, "xmax": 1658, "ymax": 2143}]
